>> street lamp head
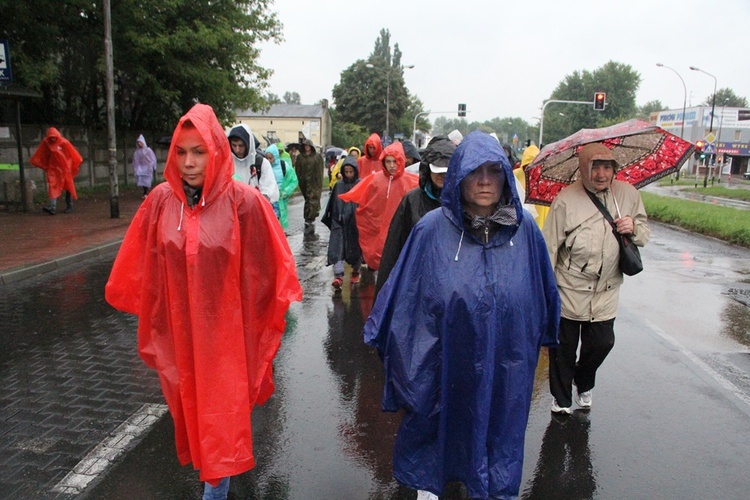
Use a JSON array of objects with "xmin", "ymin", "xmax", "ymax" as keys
[
  {"xmin": 689, "ymin": 66, "xmax": 700, "ymax": 71},
  {"xmin": 656, "ymin": 63, "xmax": 664, "ymax": 67},
  {"xmin": 404, "ymin": 65, "xmax": 415, "ymax": 69},
  {"xmin": 366, "ymin": 63, "xmax": 374, "ymax": 69}
]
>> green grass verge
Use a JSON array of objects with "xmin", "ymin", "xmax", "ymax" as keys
[
  {"xmin": 641, "ymin": 192, "xmax": 750, "ymax": 247},
  {"xmin": 680, "ymin": 186, "xmax": 750, "ymax": 202}
]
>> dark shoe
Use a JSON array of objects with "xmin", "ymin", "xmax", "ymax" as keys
[
  {"xmin": 332, "ymin": 277, "xmax": 343, "ymax": 290},
  {"xmin": 350, "ymin": 271, "xmax": 360, "ymax": 284},
  {"xmin": 42, "ymin": 206, "xmax": 56, "ymax": 215},
  {"xmin": 64, "ymin": 205, "xmax": 73, "ymax": 214}
]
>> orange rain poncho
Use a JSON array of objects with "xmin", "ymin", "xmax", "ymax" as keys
[
  {"xmin": 29, "ymin": 127, "xmax": 82, "ymax": 200},
  {"xmin": 357, "ymin": 133, "xmax": 384, "ymax": 179},
  {"xmin": 105, "ymin": 104, "xmax": 302, "ymax": 484},
  {"xmin": 339, "ymin": 141, "xmax": 418, "ymax": 270}
]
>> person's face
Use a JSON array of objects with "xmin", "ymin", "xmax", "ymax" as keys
[
  {"xmin": 430, "ymin": 171, "xmax": 446, "ymax": 189},
  {"xmin": 384, "ymin": 156, "xmax": 398, "ymax": 175},
  {"xmin": 137, "ymin": 141, "xmax": 145, "ymax": 149},
  {"xmin": 405, "ymin": 156, "xmax": 416, "ymax": 166},
  {"xmin": 266, "ymin": 152, "xmax": 275, "ymax": 163},
  {"xmin": 367, "ymin": 145, "xmax": 376, "ymax": 157},
  {"xmin": 304, "ymin": 144, "xmax": 312, "ymax": 154},
  {"xmin": 175, "ymin": 126, "xmax": 209, "ymax": 188},
  {"xmin": 343, "ymin": 165, "xmax": 356, "ymax": 180},
  {"xmin": 461, "ymin": 162, "xmax": 505, "ymax": 217},
  {"xmin": 589, "ymin": 160, "xmax": 615, "ymax": 192},
  {"xmin": 229, "ymin": 137, "xmax": 247, "ymax": 159},
  {"xmin": 350, "ymin": 150, "xmax": 360, "ymax": 159}
]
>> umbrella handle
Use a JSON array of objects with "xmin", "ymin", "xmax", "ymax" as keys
[{"xmin": 612, "ymin": 191, "xmax": 623, "ymax": 219}]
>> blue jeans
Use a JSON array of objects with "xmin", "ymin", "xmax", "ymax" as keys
[{"xmin": 203, "ymin": 477, "xmax": 230, "ymax": 500}]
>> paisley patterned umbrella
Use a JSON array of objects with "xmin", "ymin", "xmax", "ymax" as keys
[{"xmin": 525, "ymin": 119, "xmax": 695, "ymax": 206}]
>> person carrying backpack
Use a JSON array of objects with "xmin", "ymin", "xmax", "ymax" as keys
[{"xmin": 265, "ymin": 143, "xmax": 298, "ymax": 229}]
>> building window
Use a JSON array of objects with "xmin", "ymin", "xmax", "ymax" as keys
[
  {"xmin": 302, "ymin": 121, "xmax": 305, "ymax": 125},
  {"xmin": 735, "ymin": 130, "xmax": 742, "ymax": 141}
]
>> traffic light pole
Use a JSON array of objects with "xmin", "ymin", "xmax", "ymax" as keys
[{"xmin": 538, "ymin": 99, "xmax": 595, "ymax": 146}]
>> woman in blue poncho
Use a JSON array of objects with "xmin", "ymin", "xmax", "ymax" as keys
[{"xmin": 364, "ymin": 131, "xmax": 561, "ymax": 499}]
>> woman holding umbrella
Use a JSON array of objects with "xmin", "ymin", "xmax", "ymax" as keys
[{"xmin": 543, "ymin": 143, "xmax": 650, "ymax": 414}]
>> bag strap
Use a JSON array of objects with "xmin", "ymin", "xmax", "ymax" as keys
[{"xmin": 585, "ymin": 189, "xmax": 617, "ymax": 231}]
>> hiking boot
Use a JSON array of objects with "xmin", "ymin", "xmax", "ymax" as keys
[
  {"xmin": 350, "ymin": 271, "xmax": 360, "ymax": 284},
  {"xmin": 551, "ymin": 398, "xmax": 572, "ymax": 415},
  {"xmin": 575, "ymin": 389, "xmax": 592, "ymax": 408},
  {"xmin": 64, "ymin": 204, "xmax": 73, "ymax": 214},
  {"xmin": 42, "ymin": 206, "xmax": 56, "ymax": 215},
  {"xmin": 332, "ymin": 277, "xmax": 343, "ymax": 290}
]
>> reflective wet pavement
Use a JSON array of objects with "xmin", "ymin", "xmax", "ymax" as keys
[{"xmin": 4, "ymin": 192, "xmax": 750, "ymax": 498}]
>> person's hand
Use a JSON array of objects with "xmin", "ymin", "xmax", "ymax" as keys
[{"xmin": 614, "ymin": 215, "xmax": 634, "ymax": 235}]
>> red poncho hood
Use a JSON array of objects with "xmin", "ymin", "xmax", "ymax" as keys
[
  {"xmin": 339, "ymin": 141, "xmax": 418, "ymax": 270},
  {"xmin": 105, "ymin": 103, "xmax": 302, "ymax": 484},
  {"xmin": 357, "ymin": 133, "xmax": 384, "ymax": 179}
]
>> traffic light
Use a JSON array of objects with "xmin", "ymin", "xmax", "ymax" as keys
[
  {"xmin": 458, "ymin": 103, "xmax": 466, "ymax": 117},
  {"xmin": 593, "ymin": 92, "xmax": 606, "ymax": 110},
  {"xmin": 694, "ymin": 140, "xmax": 704, "ymax": 160}
]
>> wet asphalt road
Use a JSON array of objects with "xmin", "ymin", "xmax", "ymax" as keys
[{"xmin": 6, "ymin": 192, "xmax": 750, "ymax": 499}]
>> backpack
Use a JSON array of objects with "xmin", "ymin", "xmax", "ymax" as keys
[{"xmin": 253, "ymin": 154, "xmax": 286, "ymax": 181}]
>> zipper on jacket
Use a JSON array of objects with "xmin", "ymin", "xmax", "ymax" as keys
[{"xmin": 484, "ymin": 225, "xmax": 489, "ymax": 244}]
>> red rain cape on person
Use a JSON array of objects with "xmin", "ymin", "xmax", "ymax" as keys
[
  {"xmin": 29, "ymin": 127, "xmax": 82, "ymax": 199},
  {"xmin": 357, "ymin": 133, "xmax": 384, "ymax": 179},
  {"xmin": 104, "ymin": 104, "xmax": 302, "ymax": 485},
  {"xmin": 339, "ymin": 141, "xmax": 418, "ymax": 270}
]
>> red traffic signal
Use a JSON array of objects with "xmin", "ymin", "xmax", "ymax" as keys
[
  {"xmin": 593, "ymin": 92, "xmax": 606, "ymax": 110},
  {"xmin": 695, "ymin": 140, "xmax": 704, "ymax": 151}
]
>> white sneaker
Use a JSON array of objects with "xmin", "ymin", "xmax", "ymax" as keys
[
  {"xmin": 551, "ymin": 398, "xmax": 572, "ymax": 414},
  {"xmin": 575, "ymin": 389, "xmax": 592, "ymax": 408},
  {"xmin": 417, "ymin": 490, "xmax": 439, "ymax": 500}
]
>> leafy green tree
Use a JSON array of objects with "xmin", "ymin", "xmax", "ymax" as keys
[
  {"xmin": 1, "ymin": 0, "xmax": 282, "ymax": 130},
  {"xmin": 542, "ymin": 61, "xmax": 641, "ymax": 144},
  {"xmin": 433, "ymin": 116, "xmax": 470, "ymax": 136},
  {"xmin": 636, "ymin": 100, "xmax": 665, "ymax": 121},
  {"xmin": 332, "ymin": 29, "xmax": 423, "ymax": 136},
  {"xmin": 284, "ymin": 91, "xmax": 301, "ymax": 104},
  {"xmin": 701, "ymin": 88, "xmax": 748, "ymax": 108}
]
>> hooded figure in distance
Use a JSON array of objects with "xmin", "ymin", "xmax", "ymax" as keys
[
  {"xmin": 30, "ymin": 127, "xmax": 82, "ymax": 215},
  {"xmin": 358, "ymin": 133, "xmax": 384, "ymax": 179},
  {"xmin": 364, "ymin": 131, "xmax": 560, "ymax": 499}
]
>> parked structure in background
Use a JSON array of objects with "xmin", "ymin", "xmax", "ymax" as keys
[
  {"xmin": 233, "ymin": 101, "xmax": 332, "ymax": 151},
  {"xmin": 650, "ymin": 105, "xmax": 750, "ymax": 176}
]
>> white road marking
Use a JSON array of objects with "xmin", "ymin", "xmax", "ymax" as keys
[{"xmin": 51, "ymin": 403, "xmax": 168, "ymax": 495}]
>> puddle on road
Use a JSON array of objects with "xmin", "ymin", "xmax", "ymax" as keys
[{"xmin": 720, "ymin": 298, "xmax": 750, "ymax": 347}]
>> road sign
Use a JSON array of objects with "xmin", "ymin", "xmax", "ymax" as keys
[
  {"xmin": 704, "ymin": 144, "xmax": 715, "ymax": 154},
  {"xmin": 704, "ymin": 132, "xmax": 716, "ymax": 144},
  {"xmin": 0, "ymin": 40, "xmax": 11, "ymax": 84}
]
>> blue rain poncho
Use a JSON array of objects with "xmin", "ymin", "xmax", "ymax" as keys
[{"xmin": 364, "ymin": 131, "xmax": 561, "ymax": 499}]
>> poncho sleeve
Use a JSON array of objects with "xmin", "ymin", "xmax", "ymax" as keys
[{"xmin": 364, "ymin": 218, "xmax": 442, "ymax": 416}]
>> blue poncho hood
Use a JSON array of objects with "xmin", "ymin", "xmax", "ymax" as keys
[{"xmin": 364, "ymin": 130, "xmax": 560, "ymax": 499}]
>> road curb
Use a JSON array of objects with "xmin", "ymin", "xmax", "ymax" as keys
[{"xmin": 0, "ymin": 240, "xmax": 123, "ymax": 286}]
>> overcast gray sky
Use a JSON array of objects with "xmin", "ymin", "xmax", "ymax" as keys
[{"xmin": 257, "ymin": 0, "xmax": 749, "ymax": 125}]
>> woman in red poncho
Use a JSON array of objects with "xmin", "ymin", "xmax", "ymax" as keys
[
  {"xmin": 105, "ymin": 104, "xmax": 302, "ymax": 498},
  {"xmin": 29, "ymin": 127, "xmax": 82, "ymax": 215},
  {"xmin": 339, "ymin": 141, "xmax": 419, "ymax": 271}
]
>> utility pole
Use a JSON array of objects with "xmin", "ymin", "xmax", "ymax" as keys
[{"xmin": 103, "ymin": 0, "xmax": 119, "ymax": 218}]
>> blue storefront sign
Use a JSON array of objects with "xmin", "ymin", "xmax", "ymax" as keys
[
  {"xmin": 0, "ymin": 40, "xmax": 11, "ymax": 84},
  {"xmin": 717, "ymin": 142, "xmax": 750, "ymax": 156}
]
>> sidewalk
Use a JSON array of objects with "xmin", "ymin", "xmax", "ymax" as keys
[{"xmin": 0, "ymin": 189, "xmax": 142, "ymax": 285}]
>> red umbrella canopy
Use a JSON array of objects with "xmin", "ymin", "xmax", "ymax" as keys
[{"xmin": 525, "ymin": 119, "xmax": 695, "ymax": 206}]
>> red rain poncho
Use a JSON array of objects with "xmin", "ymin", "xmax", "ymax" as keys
[
  {"xmin": 29, "ymin": 127, "xmax": 82, "ymax": 199},
  {"xmin": 105, "ymin": 104, "xmax": 302, "ymax": 484},
  {"xmin": 357, "ymin": 133, "xmax": 384, "ymax": 179},
  {"xmin": 339, "ymin": 141, "xmax": 418, "ymax": 270}
]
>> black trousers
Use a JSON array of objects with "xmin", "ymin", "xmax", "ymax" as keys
[{"xmin": 548, "ymin": 317, "xmax": 615, "ymax": 408}]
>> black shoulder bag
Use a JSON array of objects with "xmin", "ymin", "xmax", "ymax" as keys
[{"xmin": 585, "ymin": 189, "xmax": 643, "ymax": 276}]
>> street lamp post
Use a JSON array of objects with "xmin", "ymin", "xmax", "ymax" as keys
[
  {"xmin": 689, "ymin": 66, "xmax": 717, "ymax": 132},
  {"xmin": 366, "ymin": 63, "xmax": 414, "ymax": 141},
  {"xmin": 656, "ymin": 63, "xmax": 687, "ymax": 180}
]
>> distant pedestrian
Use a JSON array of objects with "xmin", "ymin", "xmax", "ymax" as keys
[
  {"xmin": 339, "ymin": 141, "xmax": 419, "ymax": 271},
  {"xmin": 375, "ymin": 135, "xmax": 455, "ymax": 297},
  {"xmin": 265, "ymin": 143, "xmax": 298, "ymax": 229},
  {"xmin": 294, "ymin": 139, "xmax": 324, "ymax": 232},
  {"xmin": 329, "ymin": 146, "xmax": 362, "ymax": 189},
  {"xmin": 133, "ymin": 134, "xmax": 158, "ymax": 199},
  {"xmin": 543, "ymin": 143, "xmax": 650, "ymax": 414},
  {"xmin": 364, "ymin": 131, "xmax": 560, "ymax": 499},
  {"xmin": 321, "ymin": 155, "xmax": 362, "ymax": 291},
  {"xmin": 106, "ymin": 103, "xmax": 302, "ymax": 499},
  {"xmin": 358, "ymin": 133, "xmax": 384, "ymax": 179},
  {"xmin": 227, "ymin": 124, "xmax": 279, "ymax": 203},
  {"xmin": 30, "ymin": 127, "xmax": 82, "ymax": 215},
  {"xmin": 401, "ymin": 139, "xmax": 421, "ymax": 174}
]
